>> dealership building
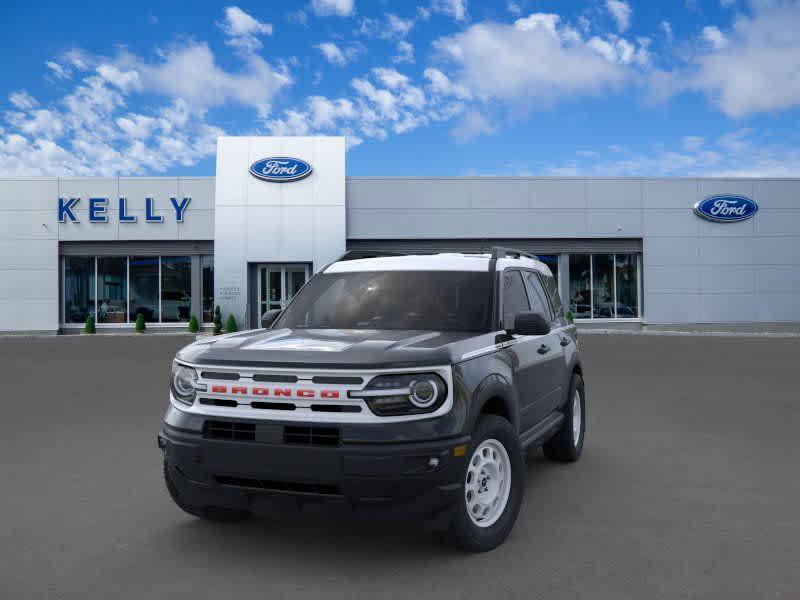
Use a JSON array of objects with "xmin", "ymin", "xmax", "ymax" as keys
[{"xmin": 1, "ymin": 135, "xmax": 798, "ymax": 334}]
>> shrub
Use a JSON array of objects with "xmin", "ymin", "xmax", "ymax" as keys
[
  {"xmin": 225, "ymin": 314, "xmax": 238, "ymax": 334},
  {"xmin": 84, "ymin": 315, "xmax": 95, "ymax": 334},
  {"xmin": 213, "ymin": 306, "xmax": 222, "ymax": 335},
  {"xmin": 188, "ymin": 315, "xmax": 199, "ymax": 333},
  {"xmin": 135, "ymin": 313, "xmax": 146, "ymax": 333},
  {"xmin": 565, "ymin": 311, "xmax": 574, "ymax": 324}
]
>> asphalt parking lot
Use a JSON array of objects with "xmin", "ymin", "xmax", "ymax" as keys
[{"xmin": 1, "ymin": 333, "xmax": 799, "ymax": 600}]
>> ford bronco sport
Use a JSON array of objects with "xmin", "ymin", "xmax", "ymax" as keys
[{"xmin": 159, "ymin": 248, "xmax": 586, "ymax": 551}]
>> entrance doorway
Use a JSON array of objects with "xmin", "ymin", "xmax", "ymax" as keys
[{"xmin": 256, "ymin": 264, "xmax": 310, "ymax": 319}]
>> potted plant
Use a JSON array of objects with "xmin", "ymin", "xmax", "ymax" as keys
[
  {"xmin": 225, "ymin": 314, "xmax": 238, "ymax": 334},
  {"xmin": 84, "ymin": 315, "xmax": 95, "ymax": 334},
  {"xmin": 213, "ymin": 306, "xmax": 222, "ymax": 335},
  {"xmin": 135, "ymin": 313, "xmax": 146, "ymax": 333},
  {"xmin": 188, "ymin": 315, "xmax": 199, "ymax": 333}
]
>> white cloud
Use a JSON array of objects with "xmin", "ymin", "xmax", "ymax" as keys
[
  {"xmin": 546, "ymin": 128, "xmax": 800, "ymax": 177},
  {"xmin": 9, "ymin": 91, "xmax": 38, "ymax": 111},
  {"xmin": 681, "ymin": 135, "xmax": 704, "ymax": 152},
  {"xmin": 606, "ymin": 0, "xmax": 632, "ymax": 33},
  {"xmin": 451, "ymin": 110, "xmax": 496, "ymax": 142},
  {"xmin": 310, "ymin": 0, "xmax": 354, "ymax": 17},
  {"xmin": 701, "ymin": 25, "xmax": 728, "ymax": 49},
  {"xmin": 314, "ymin": 42, "xmax": 362, "ymax": 66},
  {"xmin": 386, "ymin": 14, "xmax": 414, "ymax": 38},
  {"xmin": 430, "ymin": 0, "xmax": 468, "ymax": 21},
  {"xmin": 218, "ymin": 6, "xmax": 272, "ymax": 51},
  {"xmin": 393, "ymin": 41, "xmax": 415, "ymax": 63},
  {"xmin": 720, "ymin": 0, "xmax": 736, "ymax": 7},
  {"xmin": 423, "ymin": 67, "xmax": 472, "ymax": 100},
  {"xmin": 45, "ymin": 61, "xmax": 71, "ymax": 80},
  {"xmin": 690, "ymin": 1, "xmax": 800, "ymax": 116},
  {"xmin": 507, "ymin": 2, "xmax": 522, "ymax": 16},
  {"xmin": 432, "ymin": 13, "xmax": 639, "ymax": 107},
  {"xmin": 660, "ymin": 20, "xmax": 673, "ymax": 43}
]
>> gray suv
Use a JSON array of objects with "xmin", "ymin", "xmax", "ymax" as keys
[{"xmin": 159, "ymin": 247, "xmax": 586, "ymax": 551}]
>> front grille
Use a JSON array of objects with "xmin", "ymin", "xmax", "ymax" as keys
[
  {"xmin": 253, "ymin": 373, "xmax": 298, "ymax": 383},
  {"xmin": 283, "ymin": 425, "xmax": 341, "ymax": 446},
  {"xmin": 311, "ymin": 375, "xmax": 363, "ymax": 385},
  {"xmin": 200, "ymin": 371, "xmax": 240, "ymax": 381},
  {"xmin": 215, "ymin": 475, "xmax": 341, "ymax": 496},
  {"xmin": 203, "ymin": 420, "xmax": 256, "ymax": 441}
]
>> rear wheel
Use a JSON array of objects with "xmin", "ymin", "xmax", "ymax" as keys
[
  {"xmin": 163, "ymin": 461, "xmax": 251, "ymax": 522},
  {"xmin": 543, "ymin": 373, "xmax": 585, "ymax": 462},
  {"xmin": 445, "ymin": 415, "xmax": 524, "ymax": 552}
]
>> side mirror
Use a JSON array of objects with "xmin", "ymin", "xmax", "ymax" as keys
[
  {"xmin": 511, "ymin": 312, "xmax": 550, "ymax": 336},
  {"xmin": 261, "ymin": 309, "xmax": 282, "ymax": 329}
]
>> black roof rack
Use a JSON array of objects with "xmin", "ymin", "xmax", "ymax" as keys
[
  {"xmin": 490, "ymin": 246, "xmax": 539, "ymax": 261},
  {"xmin": 335, "ymin": 249, "xmax": 402, "ymax": 262}
]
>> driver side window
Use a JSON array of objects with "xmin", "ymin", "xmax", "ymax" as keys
[{"xmin": 501, "ymin": 270, "xmax": 531, "ymax": 330}]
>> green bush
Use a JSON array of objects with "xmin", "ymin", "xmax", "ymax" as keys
[
  {"xmin": 565, "ymin": 311, "xmax": 574, "ymax": 324},
  {"xmin": 188, "ymin": 315, "xmax": 199, "ymax": 333},
  {"xmin": 213, "ymin": 306, "xmax": 222, "ymax": 335},
  {"xmin": 225, "ymin": 314, "xmax": 238, "ymax": 334},
  {"xmin": 84, "ymin": 315, "xmax": 95, "ymax": 334},
  {"xmin": 135, "ymin": 313, "xmax": 146, "ymax": 333}
]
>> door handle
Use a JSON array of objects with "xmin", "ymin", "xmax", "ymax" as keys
[
  {"xmin": 537, "ymin": 344, "xmax": 551, "ymax": 355},
  {"xmin": 560, "ymin": 337, "xmax": 571, "ymax": 347}
]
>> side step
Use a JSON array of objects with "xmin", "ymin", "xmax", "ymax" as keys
[{"xmin": 519, "ymin": 412, "xmax": 564, "ymax": 449}]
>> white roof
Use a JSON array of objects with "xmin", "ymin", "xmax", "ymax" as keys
[{"xmin": 324, "ymin": 253, "xmax": 553, "ymax": 276}]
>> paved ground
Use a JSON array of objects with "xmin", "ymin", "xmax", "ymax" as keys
[{"xmin": 1, "ymin": 333, "xmax": 799, "ymax": 600}]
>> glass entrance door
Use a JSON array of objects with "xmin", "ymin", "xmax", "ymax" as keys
[{"xmin": 258, "ymin": 264, "xmax": 310, "ymax": 316}]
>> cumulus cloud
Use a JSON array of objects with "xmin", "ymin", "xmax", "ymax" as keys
[
  {"xmin": 393, "ymin": 41, "xmax": 415, "ymax": 63},
  {"xmin": 431, "ymin": 13, "xmax": 643, "ymax": 107},
  {"xmin": 451, "ymin": 110, "xmax": 496, "ymax": 142},
  {"xmin": 430, "ymin": 0, "xmax": 468, "ymax": 21},
  {"xmin": 310, "ymin": 0, "xmax": 354, "ymax": 17},
  {"xmin": 606, "ymin": 0, "xmax": 632, "ymax": 33},
  {"xmin": 314, "ymin": 42, "xmax": 363, "ymax": 66},
  {"xmin": 691, "ymin": 1, "xmax": 800, "ymax": 116},
  {"xmin": 701, "ymin": 25, "xmax": 728, "ymax": 49},
  {"xmin": 217, "ymin": 6, "xmax": 273, "ymax": 51}
]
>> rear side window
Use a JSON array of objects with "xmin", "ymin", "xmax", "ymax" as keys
[
  {"xmin": 501, "ymin": 270, "xmax": 530, "ymax": 330},
  {"xmin": 541, "ymin": 273, "xmax": 564, "ymax": 318},
  {"xmin": 523, "ymin": 271, "xmax": 552, "ymax": 321}
]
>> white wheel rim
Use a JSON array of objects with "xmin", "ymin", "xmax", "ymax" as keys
[
  {"xmin": 464, "ymin": 439, "xmax": 511, "ymax": 528},
  {"xmin": 572, "ymin": 389, "xmax": 582, "ymax": 444}
]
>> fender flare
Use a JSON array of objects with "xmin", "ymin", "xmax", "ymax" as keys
[{"xmin": 468, "ymin": 373, "xmax": 520, "ymax": 433}]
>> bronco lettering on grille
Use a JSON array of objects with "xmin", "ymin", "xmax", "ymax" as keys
[{"xmin": 208, "ymin": 385, "xmax": 340, "ymax": 399}]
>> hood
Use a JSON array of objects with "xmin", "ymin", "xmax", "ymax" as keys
[{"xmin": 177, "ymin": 327, "xmax": 487, "ymax": 369}]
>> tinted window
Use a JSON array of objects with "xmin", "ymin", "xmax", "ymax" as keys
[
  {"xmin": 501, "ymin": 270, "xmax": 530, "ymax": 330},
  {"xmin": 523, "ymin": 271, "xmax": 552, "ymax": 320},
  {"xmin": 540, "ymin": 273, "xmax": 564, "ymax": 319},
  {"xmin": 275, "ymin": 271, "xmax": 493, "ymax": 332}
]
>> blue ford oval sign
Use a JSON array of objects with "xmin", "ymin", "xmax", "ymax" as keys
[
  {"xmin": 693, "ymin": 195, "xmax": 758, "ymax": 223},
  {"xmin": 249, "ymin": 157, "xmax": 312, "ymax": 183}
]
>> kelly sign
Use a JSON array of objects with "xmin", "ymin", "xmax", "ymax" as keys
[{"xmin": 58, "ymin": 197, "xmax": 191, "ymax": 223}]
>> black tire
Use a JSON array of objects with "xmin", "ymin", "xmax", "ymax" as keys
[
  {"xmin": 163, "ymin": 461, "xmax": 251, "ymax": 522},
  {"xmin": 543, "ymin": 373, "xmax": 585, "ymax": 462},
  {"xmin": 445, "ymin": 415, "xmax": 524, "ymax": 552}
]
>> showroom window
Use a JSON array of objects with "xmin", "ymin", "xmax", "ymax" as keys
[
  {"xmin": 568, "ymin": 253, "xmax": 640, "ymax": 319},
  {"xmin": 61, "ymin": 255, "xmax": 214, "ymax": 326}
]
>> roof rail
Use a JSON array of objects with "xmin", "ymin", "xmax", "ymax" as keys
[
  {"xmin": 335, "ymin": 249, "xmax": 402, "ymax": 262},
  {"xmin": 490, "ymin": 246, "xmax": 539, "ymax": 261}
]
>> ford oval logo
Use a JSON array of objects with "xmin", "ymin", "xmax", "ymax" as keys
[
  {"xmin": 693, "ymin": 195, "xmax": 758, "ymax": 223},
  {"xmin": 249, "ymin": 157, "xmax": 312, "ymax": 183}
]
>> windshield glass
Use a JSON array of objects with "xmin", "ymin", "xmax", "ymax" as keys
[{"xmin": 274, "ymin": 270, "xmax": 492, "ymax": 332}]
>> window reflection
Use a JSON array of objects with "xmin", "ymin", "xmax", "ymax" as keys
[
  {"xmin": 568, "ymin": 254, "xmax": 591, "ymax": 318},
  {"xmin": 64, "ymin": 256, "xmax": 95, "ymax": 323},
  {"xmin": 615, "ymin": 254, "xmax": 639, "ymax": 318},
  {"xmin": 201, "ymin": 255, "xmax": 214, "ymax": 323},
  {"xmin": 97, "ymin": 257, "xmax": 127, "ymax": 323},
  {"xmin": 592, "ymin": 254, "xmax": 615, "ymax": 318},
  {"xmin": 161, "ymin": 256, "xmax": 191, "ymax": 322},
  {"xmin": 129, "ymin": 256, "xmax": 159, "ymax": 322}
]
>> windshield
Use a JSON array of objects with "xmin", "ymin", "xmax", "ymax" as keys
[{"xmin": 274, "ymin": 270, "xmax": 492, "ymax": 332}]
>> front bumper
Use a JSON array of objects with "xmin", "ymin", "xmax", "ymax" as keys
[{"xmin": 159, "ymin": 418, "xmax": 470, "ymax": 525}]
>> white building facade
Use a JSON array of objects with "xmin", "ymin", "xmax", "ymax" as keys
[{"xmin": 1, "ymin": 136, "xmax": 798, "ymax": 334}]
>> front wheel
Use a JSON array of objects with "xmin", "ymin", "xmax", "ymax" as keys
[{"xmin": 445, "ymin": 415, "xmax": 524, "ymax": 552}]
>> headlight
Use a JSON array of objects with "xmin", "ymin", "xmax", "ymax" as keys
[
  {"xmin": 350, "ymin": 373, "xmax": 447, "ymax": 416},
  {"xmin": 171, "ymin": 361, "xmax": 202, "ymax": 405}
]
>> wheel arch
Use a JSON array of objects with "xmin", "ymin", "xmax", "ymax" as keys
[{"xmin": 468, "ymin": 373, "xmax": 519, "ymax": 433}]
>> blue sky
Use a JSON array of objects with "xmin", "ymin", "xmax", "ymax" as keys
[{"xmin": 1, "ymin": 0, "xmax": 798, "ymax": 177}]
